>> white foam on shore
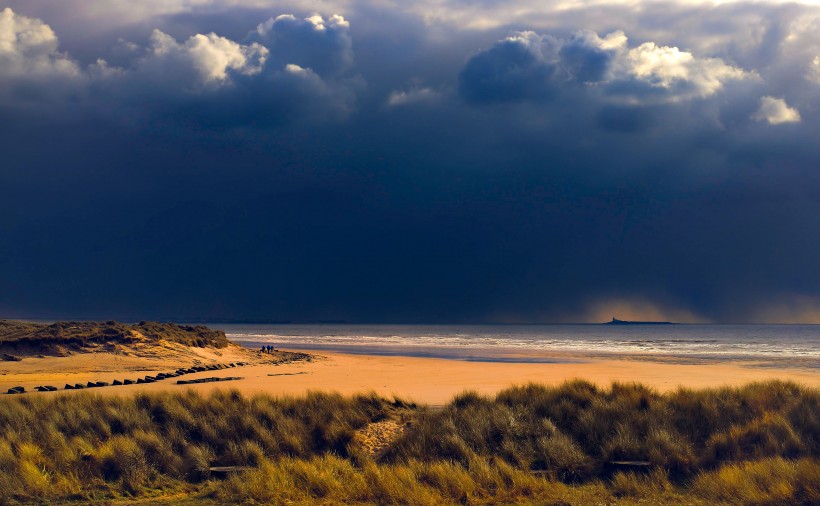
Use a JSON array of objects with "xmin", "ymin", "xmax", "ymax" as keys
[{"xmin": 216, "ymin": 324, "xmax": 820, "ymax": 367}]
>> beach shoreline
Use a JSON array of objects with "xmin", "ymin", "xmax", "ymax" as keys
[{"xmin": 2, "ymin": 347, "xmax": 818, "ymax": 405}]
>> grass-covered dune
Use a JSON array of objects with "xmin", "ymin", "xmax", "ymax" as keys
[
  {"xmin": 0, "ymin": 380, "xmax": 817, "ymax": 504},
  {"xmin": 0, "ymin": 320, "xmax": 229, "ymax": 356}
]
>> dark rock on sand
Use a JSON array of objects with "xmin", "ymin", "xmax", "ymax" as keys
[{"xmin": 177, "ymin": 376, "xmax": 243, "ymax": 385}]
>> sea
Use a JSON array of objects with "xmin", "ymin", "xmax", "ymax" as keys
[{"xmin": 212, "ymin": 324, "xmax": 820, "ymax": 369}]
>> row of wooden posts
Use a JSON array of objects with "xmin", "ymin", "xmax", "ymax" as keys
[{"xmin": 6, "ymin": 361, "xmax": 248, "ymax": 394}]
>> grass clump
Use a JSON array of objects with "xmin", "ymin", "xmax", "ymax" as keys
[
  {"xmin": 216, "ymin": 455, "xmax": 610, "ymax": 505},
  {"xmin": 0, "ymin": 389, "xmax": 390, "ymax": 503},
  {"xmin": 692, "ymin": 457, "xmax": 820, "ymax": 505},
  {"xmin": 386, "ymin": 380, "xmax": 816, "ymax": 482},
  {"xmin": 0, "ymin": 380, "xmax": 817, "ymax": 504}
]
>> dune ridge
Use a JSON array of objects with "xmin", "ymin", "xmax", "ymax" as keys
[
  {"xmin": 0, "ymin": 382, "xmax": 817, "ymax": 504},
  {"xmin": 0, "ymin": 320, "xmax": 231, "ymax": 358}
]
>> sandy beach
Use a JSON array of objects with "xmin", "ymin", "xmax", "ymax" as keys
[{"xmin": 2, "ymin": 348, "xmax": 818, "ymax": 405}]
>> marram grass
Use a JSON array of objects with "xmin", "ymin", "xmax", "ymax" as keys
[{"xmin": 0, "ymin": 380, "xmax": 817, "ymax": 504}]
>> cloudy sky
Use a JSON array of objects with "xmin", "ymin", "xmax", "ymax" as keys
[{"xmin": 1, "ymin": 0, "xmax": 819, "ymax": 323}]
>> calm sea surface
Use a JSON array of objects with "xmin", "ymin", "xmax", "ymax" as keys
[{"xmin": 212, "ymin": 324, "xmax": 820, "ymax": 368}]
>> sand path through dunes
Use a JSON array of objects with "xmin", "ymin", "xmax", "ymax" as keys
[{"xmin": 2, "ymin": 349, "xmax": 817, "ymax": 405}]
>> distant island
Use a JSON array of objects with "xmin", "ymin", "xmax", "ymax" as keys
[{"xmin": 604, "ymin": 317, "xmax": 676, "ymax": 325}]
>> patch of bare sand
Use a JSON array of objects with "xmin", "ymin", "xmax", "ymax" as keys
[
  {"xmin": 0, "ymin": 342, "xmax": 309, "ymax": 393},
  {"xmin": 355, "ymin": 419, "xmax": 406, "ymax": 458},
  {"xmin": 2, "ymin": 348, "xmax": 818, "ymax": 404}
]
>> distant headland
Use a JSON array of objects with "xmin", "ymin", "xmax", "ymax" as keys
[
  {"xmin": 604, "ymin": 317, "xmax": 677, "ymax": 325},
  {"xmin": 0, "ymin": 320, "xmax": 230, "ymax": 357}
]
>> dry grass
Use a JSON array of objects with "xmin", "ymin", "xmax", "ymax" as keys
[
  {"xmin": 0, "ymin": 389, "xmax": 393, "ymax": 503},
  {"xmin": 692, "ymin": 457, "xmax": 820, "ymax": 505},
  {"xmin": 0, "ymin": 319, "xmax": 230, "ymax": 354},
  {"xmin": 215, "ymin": 455, "xmax": 614, "ymax": 505},
  {"xmin": 0, "ymin": 380, "xmax": 817, "ymax": 504},
  {"xmin": 385, "ymin": 380, "xmax": 817, "ymax": 480}
]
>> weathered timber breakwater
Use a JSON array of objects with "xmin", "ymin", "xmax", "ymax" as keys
[{"xmin": 7, "ymin": 362, "xmax": 249, "ymax": 394}]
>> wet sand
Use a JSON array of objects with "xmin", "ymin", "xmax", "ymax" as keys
[{"xmin": 2, "ymin": 348, "xmax": 817, "ymax": 405}]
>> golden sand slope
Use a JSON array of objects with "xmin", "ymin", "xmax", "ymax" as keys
[{"xmin": 0, "ymin": 341, "xmax": 308, "ymax": 394}]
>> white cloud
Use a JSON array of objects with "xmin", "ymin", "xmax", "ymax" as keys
[
  {"xmin": 284, "ymin": 62, "xmax": 310, "ymax": 75},
  {"xmin": 564, "ymin": 30, "xmax": 754, "ymax": 103},
  {"xmin": 810, "ymin": 56, "xmax": 820, "ymax": 83},
  {"xmin": 460, "ymin": 28, "xmax": 753, "ymax": 105},
  {"xmin": 387, "ymin": 87, "xmax": 441, "ymax": 106},
  {"xmin": 0, "ymin": 8, "xmax": 266, "ymax": 94},
  {"xmin": 0, "ymin": 7, "xmax": 363, "ymax": 127},
  {"xmin": 88, "ymin": 58, "xmax": 125, "ymax": 79},
  {"xmin": 753, "ymin": 96, "xmax": 801, "ymax": 124},
  {"xmin": 143, "ymin": 29, "xmax": 267, "ymax": 87},
  {"xmin": 504, "ymin": 31, "xmax": 550, "ymax": 55},
  {"xmin": 625, "ymin": 43, "xmax": 745, "ymax": 97},
  {"xmin": 0, "ymin": 7, "xmax": 79, "ymax": 79},
  {"xmin": 1, "ymin": 2, "xmax": 814, "ymax": 132}
]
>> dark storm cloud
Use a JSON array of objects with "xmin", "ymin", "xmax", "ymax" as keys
[
  {"xmin": 253, "ymin": 14, "xmax": 353, "ymax": 77},
  {"xmin": 1, "ymin": 2, "xmax": 820, "ymax": 323},
  {"xmin": 458, "ymin": 32, "xmax": 558, "ymax": 103},
  {"xmin": 559, "ymin": 30, "xmax": 619, "ymax": 83},
  {"xmin": 459, "ymin": 28, "xmax": 752, "ymax": 106}
]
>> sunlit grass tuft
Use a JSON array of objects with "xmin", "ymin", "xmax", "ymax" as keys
[
  {"xmin": 692, "ymin": 457, "xmax": 820, "ymax": 505},
  {"xmin": 0, "ymin": 380, "xmax": 816, "ymax": 503}
]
